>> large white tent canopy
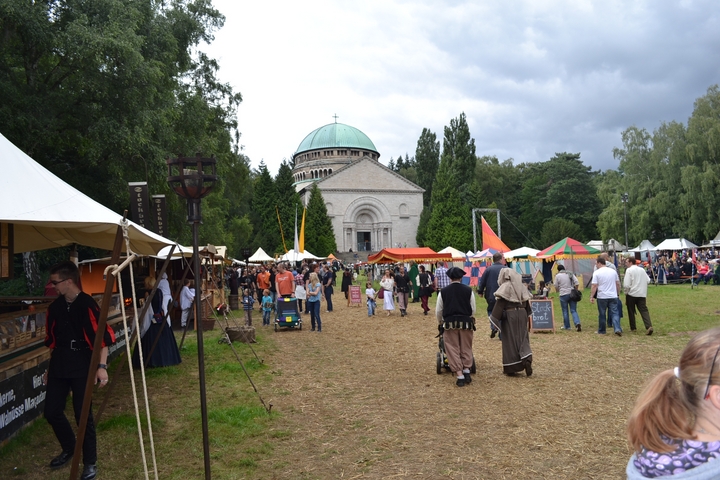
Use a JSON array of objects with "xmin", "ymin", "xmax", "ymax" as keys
[
  {"xmin": 629, "ymin": 240, "xmax": 656, "ymax": 252},
  {"xmin": 654, "ymin": 238, "xmax": 698, "ymax": 251},
  {"xmin": 0, "ymin": 133, "xmax": 173, "ymax": 255},
  {"xmin": 280, "ymin": 249, "xmax": 323, "ymax": 261},
  {"xmin": 248, "ymin": 247, "xmax": 274, "ymax": 262}
]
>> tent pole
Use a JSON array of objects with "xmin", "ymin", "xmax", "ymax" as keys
[{"xmin": 69, "ymin": 224, "xmax": 124, "ymax": 480}]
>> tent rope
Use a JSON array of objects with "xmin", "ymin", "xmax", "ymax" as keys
[{"xmin": 102, "ymin": 221, "xmax": 159, "ymax": 480}]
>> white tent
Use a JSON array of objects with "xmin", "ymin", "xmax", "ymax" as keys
[
  {"xmin": 438, "ymin": 246, "xmax": 467, "ymax": 260},
  {"xmin": 629, "ymin": 240, "xmax": 656, "ymax": 252},
  {"xmin": 0, "ymin": 133, "xmax": 173, "ymax": 255},
  {"xmin": 280, "ymin": 249, "xmax": 323, "ymax": 261},
  {"xmin": 248, "ymin": 247, "xmax": 274, "ymax": 262},
  {"xmin": 504, "ymin": 246, "xmax": 540, "ymax": 261},
  {"xmin": 654, "ymin": 238, "xmax": 698, "ymax": 251},
  {"xmin": 156, "ymin": 244, "xmax": 194, "ymax": 258}
]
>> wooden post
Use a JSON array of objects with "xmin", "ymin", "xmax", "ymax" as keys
[{"xmin": 69, "ymin": 225, "xmax": 124, "ymax": 480}]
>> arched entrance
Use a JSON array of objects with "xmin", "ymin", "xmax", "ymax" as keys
[{"xmin": 342, "ymin": 197, "xmax": 392, "ymax": 252}]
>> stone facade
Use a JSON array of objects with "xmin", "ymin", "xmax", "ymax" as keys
[{"xmin": 298, "ymin": 157, "xmax": 424, "ymax": 252}]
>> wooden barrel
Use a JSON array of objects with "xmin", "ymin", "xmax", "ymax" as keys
[{"xmin": 229, "ymin": 294, "xmax": 239, "ymax": 310}]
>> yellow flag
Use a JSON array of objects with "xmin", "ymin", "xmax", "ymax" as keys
[{"xmin": 299, "ymin": 208, "xmax": 306, "ymax": 252}]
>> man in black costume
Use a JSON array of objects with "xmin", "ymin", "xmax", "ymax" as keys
[
  {"xmin": 43, "ymin": 261, "xmax": 115, "ymax": 480},
  {"xmin": 436, "ymin": 267, "xmax": 477, "ymax": 387}
]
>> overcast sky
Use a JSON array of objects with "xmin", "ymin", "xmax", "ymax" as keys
[{"xmin": 202, "ymin": 0, "xmax": 720, "ymax": 175}]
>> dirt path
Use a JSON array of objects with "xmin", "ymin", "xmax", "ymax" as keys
[{"xmin": 252, "ymin": 295, "xmax": 676, "ymax": 479}]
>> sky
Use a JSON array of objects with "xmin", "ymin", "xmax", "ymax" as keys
[{"xmin": 202, "ymin": 0, "xmax": 720, "ymax": 175}]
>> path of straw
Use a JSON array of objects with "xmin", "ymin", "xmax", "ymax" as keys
[{"xmin": 253, "ymin": 297, "xmax": 685, "ymax": 479}]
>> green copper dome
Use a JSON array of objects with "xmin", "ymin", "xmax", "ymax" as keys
[{"xmin": 295, "ymin": 122, "xmax": 378, "ymax": 155}]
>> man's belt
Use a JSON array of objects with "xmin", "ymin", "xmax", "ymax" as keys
[{"xmin": 58, "ymin": 339, "xmax": 90, "ymax": 351}]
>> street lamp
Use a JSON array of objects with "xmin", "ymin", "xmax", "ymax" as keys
[
  {"xmin": 621, "ymin": 192, "xmax": 629, "ymax": 251},
  {"xmin": 167, "ymin": 153, "xmax": 217, "ymax": 479}
]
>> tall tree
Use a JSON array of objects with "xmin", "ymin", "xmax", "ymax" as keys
[
  {"xmin": 415, "ymin": 128, "xmax": 440, "ymax": 206},
  {"xmin": 304, "ymin": 184, "xmax": 337, "ymax": 256},
  {"xmin": 423, "ymin": 113, "xmax": 477, "ymax": 250},
  {"xmin": 275, "ymin": 160, "xmax": 302, "ymax": 252},
  {"xmin": 250, "ymin": 162, "xmax": 279, "ymax": 253}
]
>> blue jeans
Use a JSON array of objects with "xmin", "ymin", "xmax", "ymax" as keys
[
  {"xmin": 324, "ymin": 287, "xmax": 333, "ymax": 311},
  {"xmin": 367, "ymin": 299, "xmax": 376, "ymax": 316},
  {"xmin": 262, "ymin": 310, "xmax": 271, "ymax": 325},
  {"xmin": 597, "ymin": 297, "xmax": 621, "ymax": 334},
  {"xmin": 308, "ymin": 300, "xmax": 321, "ymax": 331},
  {"xmin": 559, "ymin": 294, "xmax": 581, "ymax": 329}
]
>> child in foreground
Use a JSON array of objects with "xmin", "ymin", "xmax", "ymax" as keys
[{"xmin": 626, "ymin": 326, "xmax": 720, "ymax": 479}]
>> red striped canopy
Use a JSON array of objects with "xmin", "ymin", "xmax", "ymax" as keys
[
  {"xmin": 534, "ymin": 237, "xmax": 600, "ymax": 260},
  {"xmin": 368, "ymin": 247, "xmax": 452, "ymax": 264}
]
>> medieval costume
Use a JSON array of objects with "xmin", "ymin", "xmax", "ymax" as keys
[
  {"xmin": 436, "ymin": 267, "xmax": 476, "ymax": 387},
  {"xmin": 491, "ymin": 269, "xmax": 533, "ymax": 376}
]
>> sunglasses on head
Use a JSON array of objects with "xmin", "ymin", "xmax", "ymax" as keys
[{"xmin": 704, "ymin": 345, "xmax": 720, "ymax": 400}]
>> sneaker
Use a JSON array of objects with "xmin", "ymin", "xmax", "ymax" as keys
[
  {"xmin": 646, "ymin": 327, "xmax": 654, "ymax": 336},
  {"xmin": 456, "ymin": 377, "xmax": 466, "ymax": 387},
  {"xmin": 615, "ymin": 331, "xmax": 622, "ymax": 337},
  {"xmin": 463, "ymin": 372, "xmax": 472, "ymax": 384},
  {"xmin": 576, "ymin": 324, "xmax": 581, "ymax": 332}
]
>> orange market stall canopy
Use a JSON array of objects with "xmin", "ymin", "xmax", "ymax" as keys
[{"xmin": 368, "ymin": 247, "xmax": 452, "ymax": 264}]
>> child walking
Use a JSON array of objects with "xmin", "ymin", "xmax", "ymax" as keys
[
  {"xmin": 261, "ymin": 288, "xmax": 273, "ymax": 326},
  {"xmin": 243, "ymin": 288, "xmax": 255, "ymax": 326},
  {"xmin": 365, "ymin": 281, "xmax": 376, "ymax": 317}
]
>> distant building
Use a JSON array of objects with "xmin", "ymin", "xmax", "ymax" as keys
[{"xmin": 292, "ymin": 121, "xmax": 423, "ymax": 252}]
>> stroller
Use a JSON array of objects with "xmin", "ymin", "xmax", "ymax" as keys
[
  {"xmin": 436, "ymin": 333, "xmax": 476, "ymax": 375},
  {"xmin": 274, "ymin": 297, "xmax": 302, "ymax": 331}
]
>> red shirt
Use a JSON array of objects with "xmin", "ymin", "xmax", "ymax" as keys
[{"xmin": 275, "ymin": 271, "xmax": 295, "ymax": 296}]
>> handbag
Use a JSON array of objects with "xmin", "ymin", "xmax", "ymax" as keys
[
  {"xmin": 378, "ymin": 288, "xmax": 384, "ymax": 299},
  {"xmin": 569, "ymin": 286, "xmax": 582, "ymax": 302}
]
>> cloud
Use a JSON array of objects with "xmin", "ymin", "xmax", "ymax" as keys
[{"xmin": 203, "ymin": 0, "xmax": 720, "ymax": 173}]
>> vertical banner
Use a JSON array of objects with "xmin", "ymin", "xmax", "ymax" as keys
[
  {"xmin": 152, "ymin": 195, "xmax": 168, "ymax": 237},
  {"xmin": 128, "ymin": 182, "xmax": 149, "ymax": 228}
]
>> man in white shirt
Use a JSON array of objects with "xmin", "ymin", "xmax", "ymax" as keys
[
  {"xmin": 623, "ymin": 257, "xmax": 654, "ymax": 335},
  {"xmin": 590, "ymin": 256, "xmax": 622, "ymax": 336}
]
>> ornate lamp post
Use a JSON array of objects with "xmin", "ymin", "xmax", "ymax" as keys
[
  {"xmin": 167, "ymin": 154, "xmax": 217, "ymax": 479},
  {"xmin": 621, "ymin": 192, "xmax": 629, "ymax": 251}
]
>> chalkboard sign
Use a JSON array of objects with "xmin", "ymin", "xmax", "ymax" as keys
[
  {"xmin": 349, "ymin": 285, "xmax": 362, "ymax": 307},
  {"xmin": 529, "ymin": 299, "xmax": 555, "ymax": 332}
]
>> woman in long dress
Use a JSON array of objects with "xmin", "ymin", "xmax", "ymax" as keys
[
  {"xmin": 133, "ymin": 276, "xmax": 181, "ymax": 369},
  {"xmin": 379, "ymin": 269, "xmax": 395, "ymax": 316},
  {"xmin": 491, "ymin": 269, "xmax": 533, "ymax": 376}
]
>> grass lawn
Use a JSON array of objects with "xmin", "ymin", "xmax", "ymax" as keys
[{"xmin": 1, "ymin": 281, "xmax": 718, "ymax": 479}]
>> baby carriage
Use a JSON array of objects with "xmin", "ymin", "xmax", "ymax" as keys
[
  {"xmin": 436, "ymin": 333, "xmax": 476, "ymax": 375},
  {"xmin": 274, "ymin": 297, "xmax": 302, "ymax": 331}
]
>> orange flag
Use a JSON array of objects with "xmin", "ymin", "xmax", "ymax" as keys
[{"xmin": 481, "ymin": 216, "xmax": 510, "ymax": 252}]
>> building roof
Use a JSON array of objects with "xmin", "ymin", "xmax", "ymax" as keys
[{"xmin": 295, "ymin": 122, "xmax": 378, "ymax": 155}]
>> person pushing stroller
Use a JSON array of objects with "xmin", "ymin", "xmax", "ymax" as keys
[{"xmin": 436, "ymin": 267, "xmax": 477, "ymax": 387}]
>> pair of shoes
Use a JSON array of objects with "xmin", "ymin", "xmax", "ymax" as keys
[
  {"xmin": 630, "ymin": 328, "xmax": 637, "ymax": 332},
  {"xmin": 490, "ymin": 330, "xmax": 497, "ymax": 339},
  {"xmin": 576, "ymin": 324, "xmax": 582, "ymax": 332},
  {"xmin": 646, "ymin": 327, "xmax": 654, "ymax": 336},
  {"xmin": 463, "ymin": 372, "xmax": 472, "ymax": 384},
  {"xmin": 525, "ymin": 362, "xmax": 533, "ymax": 377},
  {"xmin": 50, "ymin": 451, "xmax": 73, "ymax": 469},
  {"xmin": 456, "ymin": 377, "xmax": 466, "ymax": 387},
  {"xmin": 81, "ymin": 464, "xmax": 98, "ymax": 480},
  {"xmin": 615, "ymin": 331, "xmax": 622, "ymax": 337}
]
